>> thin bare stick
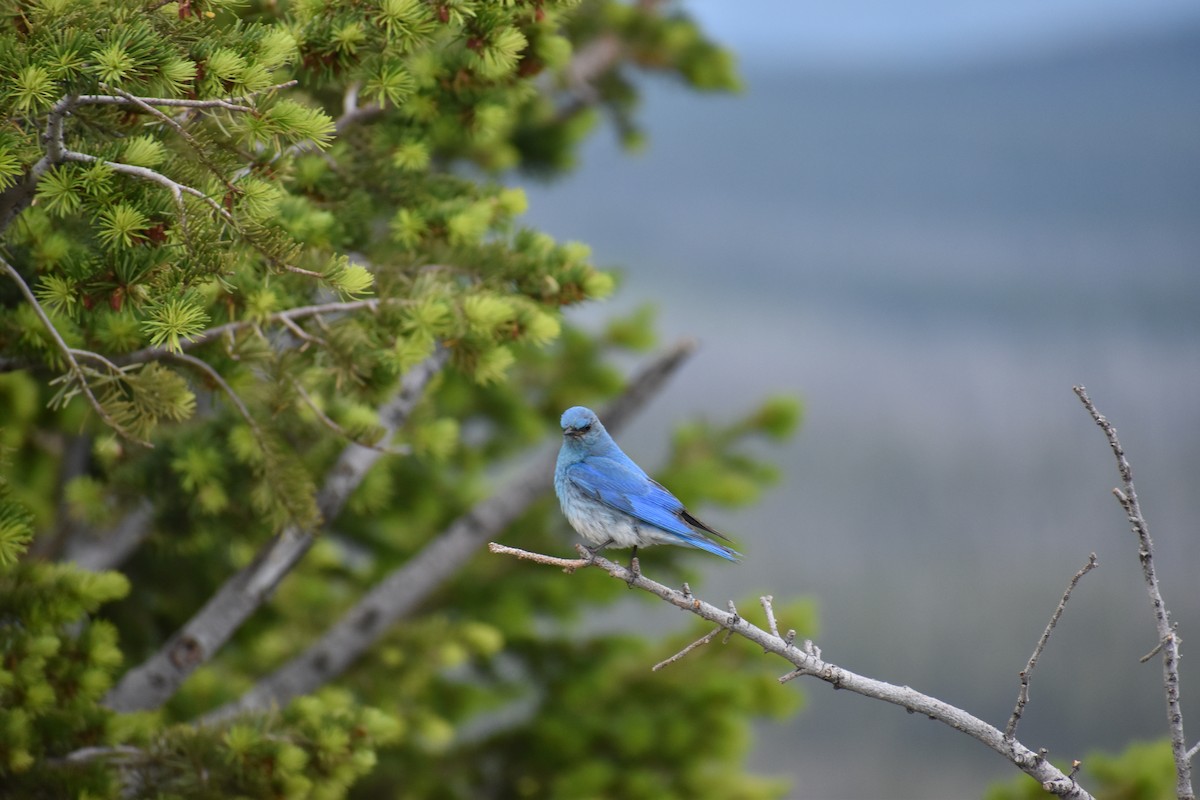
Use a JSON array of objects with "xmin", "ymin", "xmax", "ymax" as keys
[
  {"xmin": 278, "ymin": 263, "xmax": 325, "ymax": 279},
  {"xmin": 290, "ymin": 378, "xmax": 410, "ymax": 456},
  {"xmin": 1074, "ymin": 385, "xmax": 1193, "ymax": 800},
  {"xmin": 1006, "ymin": 553, "xmax": 1098, "ymax": 739},
  {"xmin": 1188, "ymin": 740, "xmax": 1200, "ymax": 762},
  {"xmin": 161, "ymin": 352, "xmax": 262, "ymax": 444},
  {"xmin": 486, "ymin": 542, "xmax": 589, "ymax": 571},
  {"xmin": 652, "ymin": 626, "xmax": 723, "ymax": 671},
  {"xmin": 492, "ymin": 543, "xmax": 1095, "ymax": 800},
  {"xmin": 277, "ymin": 315, "xmax": 325, "ymax": 347},
  {"xmin": 0, "ymin": 254, "xmax": 148, "ymax": 446}
]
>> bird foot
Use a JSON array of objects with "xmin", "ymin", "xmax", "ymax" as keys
[
  {"xmin": 626, "ymin": 551, "xmax": 641, "ymax": 588},
  {"xmin": 582, "ymin": 538, "xmax": 614, "ymax": 561}
]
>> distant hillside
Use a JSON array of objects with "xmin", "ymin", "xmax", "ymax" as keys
[{"xmin": 525, "ymin": 20, "xmax": 1200, "ymax": 334}]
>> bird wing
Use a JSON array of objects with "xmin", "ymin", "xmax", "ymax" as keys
[{"xmin": 565, "ymin": 458, "xmax": 737, "ymax": 551}]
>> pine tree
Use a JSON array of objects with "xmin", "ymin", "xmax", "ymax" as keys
[{"xmin": 0, "ymin": 1, "xmax": 805, "ymax": 797}]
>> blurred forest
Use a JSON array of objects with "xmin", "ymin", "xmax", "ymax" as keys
[{"xmin": 1, "ymin": 0, "xmax": 1197, "ymax": 798}]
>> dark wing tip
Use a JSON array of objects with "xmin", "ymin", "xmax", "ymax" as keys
[{"xmin": 679, "ymin": 508, "xmax": 734, "ymax": 543}]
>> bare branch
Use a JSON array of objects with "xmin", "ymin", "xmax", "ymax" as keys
[
  {"xmin": 102, "ymin": 352, "xmax": 446, "ymax": 713},
  {"xmin": 0, "ymin": 254, "xmax": 149, "ymax": 446},
  {"xmin": 1074, "ymin": 385, "xmax": 1193, "ymax": 800},
  {"xmin": 485, "ymin": 543, "xmax": 588, "ymax": 571},
  {"xmin": 204, "ymin": 339, "xmax": 696, "ymax": 722},
  {"xmin": 492, "ymin": 543, "xmax": 1095, "ymax": 800},
  {"xmin": 161, "ymin": 351, "xmax": 260, "ymax": 439},
  {"xmin": 1006, "ymin": 553, "xmax": 1098, "ymax": 739}
]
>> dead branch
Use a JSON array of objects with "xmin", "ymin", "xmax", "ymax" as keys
[
  {"xmin": 1074, "ymin": 385, "xmax": 1193, "ymax": 800},
  {"xmin": 490, "ymin": 542, "xmax": 1094, "ymax": 800}
]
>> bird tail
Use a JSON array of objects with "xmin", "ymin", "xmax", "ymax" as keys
[{"xmin": 678, "ymin": 532, "xmax": 742, "ymax": 562}]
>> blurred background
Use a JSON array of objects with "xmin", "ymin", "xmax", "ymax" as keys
[{"xmin": 521, "ymin": 1, "xmax": 1200, "ymax": 797}]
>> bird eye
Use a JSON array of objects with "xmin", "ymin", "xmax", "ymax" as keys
[{"xmin": 578, "ymin": 423, "xmax": 591, "ymax": 433}]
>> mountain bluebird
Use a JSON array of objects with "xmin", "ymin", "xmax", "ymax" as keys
[{"xmin": 554, "ymin": 406, "xmax": 741, "ymax": 562}]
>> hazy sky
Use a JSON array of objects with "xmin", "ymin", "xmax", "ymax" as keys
[{"xmin": 688, "ymin": 0, "xmax": 1200, "ymax": 65}]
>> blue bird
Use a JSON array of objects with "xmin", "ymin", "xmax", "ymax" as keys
[{"xmin": 554, "ymin": 406, "xmax": 741, "ymax": 562}]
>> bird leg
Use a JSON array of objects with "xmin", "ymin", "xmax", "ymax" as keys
[
  {"xmin": 583, "ymin": 538, "xmax": 614, "ymax": 561},
  {"xmin": 627, "ymin": 546, "xmax": 641, "ymax": 587}
]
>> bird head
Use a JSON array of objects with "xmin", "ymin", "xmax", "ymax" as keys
[{"xmin": 560, "ymin": 406, "xmax": 606, "ymax": 449}]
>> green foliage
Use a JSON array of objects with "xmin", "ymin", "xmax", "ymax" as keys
[
  {"xmin": 657, "ymin": 396, "xmax": 803, "ymax": 511},
  {"xmin": 984, "ymin": 739, "xmax": 1175, "ymax": 800},
  {"xmin": 0, "ymin": 563, "xmax": 129, "ymax": 790},
  {"xmin": 0, "ymin": 443, "xmax": 34, "ymax": 563},
  {"xmin": 371, "ymin": 623, "xmax": 802, "ymax": 800},
  {"xmin": 0, "ymin": 0, "xmax": 799, "ymax": 798}
]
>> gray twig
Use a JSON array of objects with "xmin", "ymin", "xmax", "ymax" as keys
[
  {"xmin": 652, "ymin": 626, "xmax": 723, "ymax": 672},
  {"xmin": 492, "ymin": 542, "xmax": 1095, "ymax": 800},
  {"xmin": 1006, "ymin": 553, "xmax": 1098, "ymax": 739},
  {"xmin": 1074, "ymin": 385, "xmax": 1193, "ymax": 800}
]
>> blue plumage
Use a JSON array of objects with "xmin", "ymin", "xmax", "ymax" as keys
[{"xmin": 554, "ymin": 406, "xmax": 741, "ymax": 562}]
